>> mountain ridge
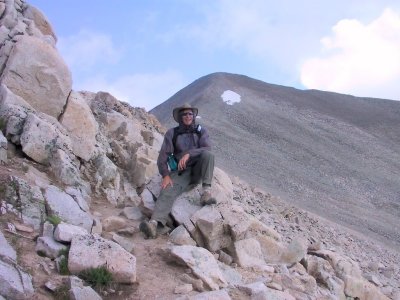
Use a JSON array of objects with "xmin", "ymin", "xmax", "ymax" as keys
[{"xmin": 151, "ymin": 72, "xmax": 400, "ymax": 250}]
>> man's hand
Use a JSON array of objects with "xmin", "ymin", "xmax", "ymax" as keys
[
  {"xmin": 178, "ymin": 153, "xmax": 190, "ymax": 171},
  {"xmin": 161, "ymin": 175, "xmax": 173, "ymax": 189}
]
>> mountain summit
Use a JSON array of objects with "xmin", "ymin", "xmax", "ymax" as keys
[{"xmin": 151, "ymin": 72, "xmax": 400, "ymax": 250}]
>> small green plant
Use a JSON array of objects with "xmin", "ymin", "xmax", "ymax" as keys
[
  {"xmin": 79, "ymin": 266, "xmax": 113, "ymax": 288},
  {"xmin": 54, "ymin": 284, "xmax": 69, "ymax": 300},
  {"xmin": 58, "ymin": 248, "xmax": 70, "ymax": 275},
  {"xmin": 58, "ymin": 256, "xmax": 69, "ymax": 275},
  {"xmin": 46, "ymin": 215, "xmax": 62, "ymax": 226}
]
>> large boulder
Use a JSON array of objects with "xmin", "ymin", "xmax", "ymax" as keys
[
  {"xmin": 5, "ymin": 176, "xmax": 45, "ymax": 230},
  {"xmin": 68, "ymin": 234, "xmax": 137, "ymax": 284},
  {"xmin": 0, "ymin": 35, "xmax": 71, "ymax": 118},
  {"xmin": 190, "ymin": 206, "xmax": 231, "ymax": 252},
  {"xmin": 0, "ymin": 260, "xmax": 34, "ymax": 299},
  {"xmin": 44, "ymin": 185, "xmax": 93, "ymax": 231},
  {"xmin": 23, "ymin": 5, "xmax": 57, "ymax": 41},
  {"xmin": 170, "ymin": 245, "xmax": 228, "ymax": 291},
  {"xmin": 0, "ymin": 230, "xmax": 16, "ymax": 262},
  {"xmin": 0, "ymin": 84, "xmax": 34, "ymax": 143},
  {"xmin": 20, "ymin": 112, "xmax": 72, "ymax": 164},
  {"xmin": 59, "ymin": 91, "xmax": 99, "ymax": 161}
]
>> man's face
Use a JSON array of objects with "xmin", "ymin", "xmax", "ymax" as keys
[{"xmin": 180, "ymin": 109, "xmax": 194, "ymax": 126}]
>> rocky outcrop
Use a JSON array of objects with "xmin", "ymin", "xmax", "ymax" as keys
[{"xmin": 68, "ymin": 234, "xmax": 137, "ymax": 284}]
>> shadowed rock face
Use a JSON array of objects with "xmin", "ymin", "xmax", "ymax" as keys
[{"xmin": 151, "ymin": 72, "xmax": 400, "ymax": 250}]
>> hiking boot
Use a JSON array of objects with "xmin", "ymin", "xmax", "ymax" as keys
[
  {"xmin": 200, "ymin": 190, "xmax": 217, "ymax": 206},
  {"xmin": 139, "ymin": 219, "xmax": 158, "ymax": 239}
]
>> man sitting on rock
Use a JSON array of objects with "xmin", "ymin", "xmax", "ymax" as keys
[{"xmin": 140, "ymin": 103, "xmax": 216, "ymax": 239}]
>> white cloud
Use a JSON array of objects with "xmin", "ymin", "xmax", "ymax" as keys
[
  {"xmin": 76, "ymin": 70, "xmax": 186, "ymax": 111},
  {"xmin": 58, "ymin": 29, "xmax": 122, "ymax": 71},
  {"xmin": 300, "ymin": 8, "xmax": 400, "ymax": 100}
]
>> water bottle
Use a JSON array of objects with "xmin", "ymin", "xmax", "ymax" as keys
[{"xmin": 167, "ymin": 154, "xmax": 178, "ymax": 171}]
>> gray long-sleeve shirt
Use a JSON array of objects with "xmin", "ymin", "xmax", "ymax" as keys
[{"xmin": 157, "ymin": 125, "xmax": 211, "ymax": 177}]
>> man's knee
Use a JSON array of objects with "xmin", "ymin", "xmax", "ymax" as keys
[{"xmin": 200, "ymin": 150, "xmax": 214, "ymax": 161}]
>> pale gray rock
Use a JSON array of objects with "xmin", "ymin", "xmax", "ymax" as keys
[
  {"xmin": 60, "ymin": 91, "xmax": 98, "ymax": 161},
  {"xmin": 54, "ymin": 223, "xmax": 88, "ymax": 243},
  {"xmin": 179, "ymin": 273, "xmax": 206, "ymax": 292},
  {"xmin": 0, "ymin": 260, "xmax": 34, "ymax": 299},
  {"xmin": 24, "ymin": 163, "xmax": 51, "ymax": 189},
  {"xmin": 238, "ymin": 281, "xmax": 268, "ymax": 296},
  {"xmin": 189, "ymin": 290, "xmax": 231, "ymax": 300},
  {"xmin": 146, "ymin": 173, "xmax": 162, "ymax": 198},
  {"xmin": 306, "ymin": 254, "xmax": 345, "ymax": 299},
  {"xmin": 218, "ymin": 204, "xmax": 252, "ymax": 241},
  {"xmin": 112, "ymin": 233, "xmax": 135, "ymax": 253},
  {"xmin": 64, "ymin": 275, "xmax": 102, "ymax": 300},
  {"xmin": 23, "ymin": 5, "xmax": 57, "ymax": 41},
  {"xmin": 20, "ymin": 112, "xmax": 72, "ymax": 164},
  {"xmin": 5, "ymin": 176, "xmax": 45, "ymax": 230},
  {"xmin": 65, "ymin": 187, "xmax": 90, "ymax": 212},
  {"xmin": 91, "ymin": 217, "xmax": 102, "ymax": 235},
  {"xmin": 102, "ymin": 216, "xmax": 127, "ymax": 232},
  {"xmin": 273, "ymin": 272, "xmax": 317, "ymax": 297},
  {"xmin": 211, "ymin": 167, "xmax": 234, "ymax": 204},
  {"xmin": 44, "ymin": 185, "xmax": 93, "ymax": 231},
  {"xmin": 122, "ymin": 206, "xmax": 143, "ymax": 221},
  {"xmin": 0, "ymin": 4, "xmax": 5, "ymax": 22},
  {"xmin": 280, "ymin": 237, "xmax": 308, "ymax": 265},
  {"xmin": 68, "ymin": 234, "xmax": 137, "ymax": 283},
  {"xmin": 36, "ymin": 236, "xmax": 67, "ymax": 259},
  {"xmin": 345, "ymin": 277, "xmax": 390, "ymax": 300},
  {"xmin": 139, "ymin": 188, "xmax": 155, "ymax": 217},
  {"xmin": 69, "ymin": 284, "xmax": 102, "ymax": 300},
  {"xmin": 169, "ymin": 225, "xmax": 197, "ymax": 246},
  {"xmin": 50, "ymin": 148, "xmax": 82, "ymax": 186},
  {"xmin": 191, "ymin": 206, "xmax": 231, "ymax": 252},
  {"xmin": 172, "ymin": 191, "xmax": 202, "ymax": 225},
  {"xmin": 9, "ymin": 19, "xmax": 26, "ymax": 38},
  {"xmin": 218, "ymin": 250, "xmax": 233, "ymax": 265},
  {"xmin": 219, "ymin": 204, "xmax": 281, "ymax": 242},
  {"xmin": 170, "ymin": 245, "xmax": 228, "ymax": 291},
  {"xmin": 233, "ymin": 238, "xmax": 265, "ymax": 268},
  {"xmin": 174, "ymin": 284, "xmax": 193, "ymax": 294},
  {"xmin": 93, "ymin": 154, "xmax": 120, "ymax": 205},
  {"xmin": 253, "ymin": 288, "xmax": 296, "ymax": 300},
  {"xmin": 217, "ymin": 261, "xmax": 242, "ymax": 286},
  {"xmin": 131, "ymin": 151, "xmax": 158, "ymax": 187},
  {"xmin": 42, "ymin": 221, "xmax": 54, "ymax": 238},
  {"xmin": 0, "ymin": 130, "xmax": 7, "ymax": 164},
  {"xmin": 121, "ymin": 178, "xmax": 141, "ymax": 205},
  {"xmin": 1, "ymin": 35, "xmax": 71, "ymax": 118},
  {"xmin": 0, "ymin": 230, "xmax": 16, "ymax": 262},
  {"xmin": 256, "ymin": 235, "xmax": 285, "ymax": 264}
]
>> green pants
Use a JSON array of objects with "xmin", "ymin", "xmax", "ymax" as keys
[{"xmin": 151, "ymin": 150, "xmax": 214, "ymax": 225}]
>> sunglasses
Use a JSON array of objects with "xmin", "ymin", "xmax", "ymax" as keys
[{"xmin": 180, "ymin": 112, "xmax": 193, "ymax": 117}]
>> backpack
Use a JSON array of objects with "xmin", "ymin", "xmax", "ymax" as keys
[{"xmin": 172, "ymin": 124, "xmax": 203, "ymax": 150}]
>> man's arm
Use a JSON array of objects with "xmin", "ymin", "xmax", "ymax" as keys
[{"xmin": 157, "ymin": 128, "xmax": 174, "ymax": 178}]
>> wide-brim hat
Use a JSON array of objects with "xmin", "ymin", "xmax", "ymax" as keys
[{"xmin": 172, "ymin": 103, "xmax": 198, "ymax": 123}]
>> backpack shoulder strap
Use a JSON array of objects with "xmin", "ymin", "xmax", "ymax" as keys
[
  {"xmin": 172, "ymin": 126, "xmax": 179, "ymax": 150},
  {"xmin": 172, "ymin": 125, "xmax": 203, "ymax": 150}
]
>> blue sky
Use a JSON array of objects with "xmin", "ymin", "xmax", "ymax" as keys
[{"xmin": 29, "ymin": 1, "xmax": 400, "ymax": 110}]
